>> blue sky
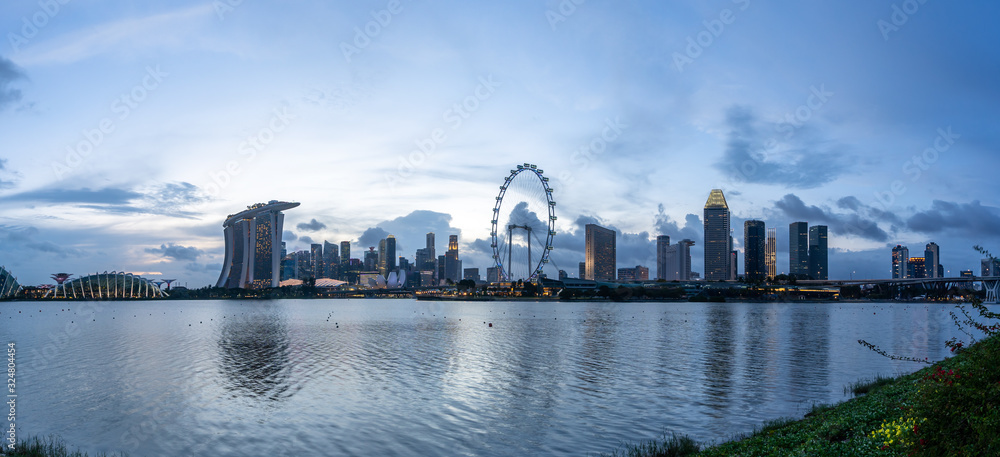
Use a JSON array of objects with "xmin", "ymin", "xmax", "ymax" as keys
[{"xmin": 0, "ymin": 0, "xmax": 998, "ymax": 287}]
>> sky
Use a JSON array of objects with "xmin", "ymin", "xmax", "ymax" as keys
[{"xmin": 0, "ymin": 0, "xmax": 998, "ymax": 287}]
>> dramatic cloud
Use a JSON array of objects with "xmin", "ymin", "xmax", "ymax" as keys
[
  {"xmin": 714, "ymin": 106, "xmax": 849, "ymax": 189},
  {"xmin": 0, "ymin": 57, "xmax": 25, "ymax": 110},
  {"xmin": 356, "ymin": 228, "xmax": 390, "ymax": 250},
  {"xmin": 654, "ymin": 204, "xmax": 702, "ymax": 244},
  {"xmin": 773, "ymin": 194, "xmax": 893, "ymax": 242},
  {"xmin": 283, "ymin": 230, "xmax": 298, "ymax": 242},
  {"xmin": 145, "ymin": 243, "xmax": 204, "ymax": 262},
  {"xmin": 907, "ymin": 200, "xmax": 1000, "ymax": 238},
  {"xmin": 296, "ymin": 218, "xmax": 327, "ymax": 232},
  {"xmin": 0, "ymin": 225, "xmax": 84, "ymax": 258}
]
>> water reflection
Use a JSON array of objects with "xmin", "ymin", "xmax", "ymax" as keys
[
  {"xmin": 787, "ymin": 305, "xmax": 830, "ymax": 403},
  {"xmin": 703, "ymin": 304, "xmax": 735, "ymax": 415},
  {"xmin": 217, "ymin": 310, "xmax": 291, "ymax": 401}
]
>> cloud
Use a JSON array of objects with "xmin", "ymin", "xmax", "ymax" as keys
[
  {"xmin": 298, "ymin": 235, "xmax": 315, "ymax": 246},
  {"xmin": 773, "ymin": 194, "xmax": 893, "ymax": 242},
  {"xmin": 907, "ymin": 200, "xmax": 1000, "ymax": 238},
  {"xmin": 0, "ymin": 225, "xmax": 84, "ymax": 258},
  {"xmin": 145, "ymin": 243, "xmax": 204, "ymax": 262},
  {"xmin": 3, "ymin": 182, "xmax": 207, "ymax": 218},
  {"xmin": 283, "ymin": 230, "xmax": 298, "ymax": 242},
  {"xmin": 654, "ymin": 204, "xmax": 702, "ymax": 244},
  {"xmin": 0, "ymin": 57, "xmax": 25, "ymax": 110},
  {"xmin": 356, "ymin": 228, "xmax": 390, "ymax": 249},
  {"xmin": 714, "ymin": 106, "xmax": 848, "ymax": 189},
  {"xmin": 296, "ymin": 218, "xmax": 327, "ymax": 232}
]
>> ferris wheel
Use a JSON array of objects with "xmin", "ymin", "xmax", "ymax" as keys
[{"xmin": 491, "ymin": 164, "xmax": 556, "ymax": 282}]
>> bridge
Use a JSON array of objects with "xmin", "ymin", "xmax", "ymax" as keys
[{"xmin": 794, "ymin": 277, "xmax": 1000, "ymax": 303}]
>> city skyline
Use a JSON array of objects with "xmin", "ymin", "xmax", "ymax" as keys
[{"xmin": 0, "ymin": 2, "xmax": 998, "ymax": 286}]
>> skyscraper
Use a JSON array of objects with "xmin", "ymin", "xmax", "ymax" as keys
[
  {"xmin": 703, "ymin": 189, "xmax": 731, "ymax": 281},
  {"xmin": 656, "ymin": 235, "xmax": 670, "ymax": 280},
  {"xmin": 908, "ymin": 257, "xmax": 926, "ymax": 279},
  {"xmin": 445, "ymin": 235, "xmax": 460, "ymax": 282},
  {"xmin": 216, "ymin": 200, "xmax": 299, "ymax": 289},
  {"xmin": 925, "ymin": 242, "xmax": 940, "ymax": 279},
  {"xmin": 661, "ymin": 238, "xmax": 694, "ymax": 281},
  {"xmin": 585, "ymin": 224, "xmax": 616, "ymax": 281},
  {"xmin": 386, "ymin": 235, "xmax": 396, "ymax": 273},
  {"xmin": 323, "ymin": 241, "xmax": 339, "ymax": 279},
  {"xmin": 340, "ymin": 241, "xmax": 351, "ymax": 266},
  {"xmin": 426, "ymin": 232, "xmax": 436, "ymax": 261},
  {"xmin": 766, "ymin": 228, "xmax": 777, "ymax": 278},
  {"xmin": 789, "ymin": 222, "xmax": 809, "ymax": 278},
  {"xmin": 310, "ymin": 243, "xmax": 324, "ymax": 279},
  {"xmin": 578, "ymin": 262, "xmax": 586, "ymax": 279},
  {"xmin": 809, "ymin": 225, "xmax": 828, "ymax": 280},
  {"xmin": 892, "ymin": 245, "xmax": 909, "ymax": 279},
  {"xmin": 744, "ymin": 220, "xmax": 766, "ymax": 281}
]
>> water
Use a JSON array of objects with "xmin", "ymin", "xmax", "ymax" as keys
[{"xmin": 0, "ymin": 299, "xmax": 976, "ymax": 456}]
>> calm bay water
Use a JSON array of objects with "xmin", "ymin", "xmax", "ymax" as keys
[{"xmin": 1, "ymin": 299, "xmax": 975, "ymax": 456}]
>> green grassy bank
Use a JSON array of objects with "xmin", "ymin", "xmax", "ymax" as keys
[{"xmin": 606, "ymin": 331, "xmax": 1000, "ymax": 457}]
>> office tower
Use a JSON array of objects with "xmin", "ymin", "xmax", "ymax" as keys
[
  {"xmin": 386, "ymin": 235, "xmax": 396, "ymax": 273},
  {"xmin": 635, "ymin": 265, "xmax": 649, "ymax": 281},
  {"xmin": 281, "ymin": 241, "xmax": 287, "ymax": 260},
  {"xmin": 585, "ymin": 224, "xmax": 616, "ymax": 281},
  {"xmin": 377, "ymin": 239, "xmax": 387, "ymax": 276},
  {"xmin": 323, "ymin": 241, "xmax": 338, "ymax": 278},
  {"xmin": 703, "ymin": 189, "xmax": 731, "ymax": 280},
  {"xmin": 340, "ymin": 241, "xmax": 350, "ymax": 266},
  {"xmin": 909, "ymin": 257, "xmax": 926, "ymax": 279},
  {"xmin": 892, "ymin": 245, "xmax": 909, "ymax": 279},
  {"xmin": 438, "ymin": 255, "xmax": 447, "ymax": 284},
  {"xmin": 294, "ymin": 250, "xmax": 311, "ymax": 278},
  {"xmin": 766, "ymin": 228, "xmax": 777, "ymax": 278},
  {"xmin": 216, "ymin": 200, "xmax": 300, "ymax": 289},
  {"xmin": 364, "ymin": 247, "xmax": 378, "ymax": 272},
  {"xmin": 656, "ymin": 235, "xmax": 670, "ymax": 280},
  {"xmin": 426, "ymin": 233, "xmax": 436, "ymax": 262},
  {"xmin": 310, "ymin": 243, "xmax": 324, "ymax": 279},
  {"xmin": 677, "ymin": 239, "xmax": 694, "ymax": 281},
  {"xmin": 744, "ymin": 220, "xmax": 766, "ymax": 281},
  {"xmin": 789, "ymin": 222, "xmax": 809, "ymax": 278},
  {"xmin": 445, "ymin": 235, "xmax": 460, "ymax": 282},
  {"xmin": 579, "ymin": 262, "xmax": 586, "ymax": 279},
  {"xmin": 464, "ymin": 268, "xmax": 480, "ymax": 282},
  {"xmin": 808, "ymin": 225, "xmax": 828, "ymax": 280},
  {"xmin": 617, "ymin": 267, "xmax": 635, "ymax": 282},
  {"xmin": 730, "ymin": 250, "xmax": 738, "ymax": 280},
  {"xmin": 925, "ymin": 242, "xmax": 940, "ymax": 279},
  {"xmin": 487, "ymin": 266, "xmax": 500, "ymax": 283},
  {"xmin": 982, "ymin": 258, "xmax": 1000, "ymax": 277}
]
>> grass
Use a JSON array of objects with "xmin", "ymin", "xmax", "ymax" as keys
[
  {"xmin": 844, "ymin": 374, "xmax": 897, "ymax": 396},
  {"xmin": 605, "ymin": 332, "xmax": 1000, "ymax": 457},
  {"xmin": 0, "ymin": 436, "xmax": 125, "ymax": 457}
]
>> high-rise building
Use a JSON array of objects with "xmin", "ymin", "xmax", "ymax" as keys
[
  {"xmin": 908, "ymin": 257, "xmax": 926, "ymax": 279},
  {"xmin": 216, "ymin": 200, "xmax": 299, "ymax": 289},
  {"xmin": 982, "ymin": 258, "xmax": 1000, "ymax": 277},
  {"xmin": 377, "ymin": 239, "xmax": 387, "ymax": 276},
  {"xmin": 323, "ymin": 241, "xmax": 339, "ymax": 277},
  {"xmin": 558, "ymin": 270, "xmax": 568, "ymax": 280},
  {"xmin": 438, "ymin": 255, "xmax": 447, "ymax": 284},
  {"xmin": 585, "ymin": 224, "xmax": 616, "ymax": 281},
  {"xmin": 809, "ymin": 225, "xmax": 828, "ymax": 280},
  {"xmin": 703, "ymin": 189, "xmax": 731, "ymax": 281},
  {"xmin": 789, "ymin": 222, "xmax": 809, "ymax": 278},
  {"xmin": 310, "ymin": 243, "xmax": 324, "ymax": 279},
  {"xmin": 445, "ymin": 235, "xmax": 460, "ymax": 282},
  {"xmin": 661, "ymin": 238, "xmax": 695, "ymax": 281},
  {"xmin": 892, "ymin": 245, "xmax": 909, "ymax": 279},
  {"xmin": 925, "ymin": 242, "xmax": 940, "ymax": 279},
  {"xmin": 578, "ymin": 262, "xmax": 586, "ymax": 279},
  {"xmin": 617, "ymin": 267, "xmax": 636, "ymax": 282},
  {"xmin": 487, "ymin": 266, "xmax": 500, "ymax": 283},
  {"xmin": 386, "ymin": 235, "xmax": 396, "ymax": 273},
  {"xmin": 656, "ymin": 235, "xmax": 671, "ymax": 280},
  {"xmin": 426, "ymin": 232, "xmax": 436, "ymax": 261},
  {"xmin": 730, "ymin": 249, "xmax": 739, "ymax": 280},
  {"xmin": 463, "ymin": 268, "xmax": 480, "ymax": 282},
  {"xmin": 744, "ymin": 220, "xmax": 766, "ymax": 281},
  {"xmin": 766, "ymin": 228, "xmax": 777, "ymax": 278},
  {"xmin": 340, "ymin": 241, "xmax": 351, "ymax": 267},
  {"xmin": 364, "ymin": 247, "xmax": 378, "ymax": 272}
]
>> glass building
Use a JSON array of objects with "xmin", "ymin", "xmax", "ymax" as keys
[
  {"xmin": 744, "ymin": 220, "xmax": 766, "ymax": 281},
  {"xmin": 703, "ymin": 189, "xmax": 731, "ymax": 281},
  {"xmin": 585, "ymin": 223, "xmax": 616, "ymax": 281}
]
